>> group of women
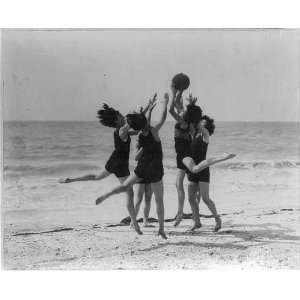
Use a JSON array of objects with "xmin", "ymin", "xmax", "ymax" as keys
[{"xmin": 60, "ymin": 74, "xmax": 235, "ymax": 239}]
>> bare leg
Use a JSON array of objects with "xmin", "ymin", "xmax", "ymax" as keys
[
  {"xmin": 183, "ymin": 153, "xmax": 236, "ymax": 174},
  {"xmin": 95, "ymin": 174, "xmax": 142, "ymax": 235},
  {"xmin": 188, "ymin": 181, "xmax": 202, "ymax": 231},
  {"xmin": 59, "ymin": 169, "xmax": 110, "ymax": 183},
  {"xmin": 95, "ymin": 173, "xmax": 140, "ymax": 205},
  {"xmin": 199, "ymin": 182, "xmax": 221, "ymax": 232},
  {"xmin": 151, "ymin": 181, "xmax": 167, "ymax": 239},
  {"xmin": 196, "ymin": 185, "xmax": 201, "ymax": 205},
  {"xmin": 118, "ymin": 177, "xmax": 142, "ymax": 235},
  {"xmin": 134, "ymin": 184, "xmax": 145, "ymax": 217},
  {"xmin": 174, "ymin": 169, "xmax": 186, "ymax": 227},
  {"xmin": 143, "ymin": 184, "xmax": 153, "ymax": 227}
]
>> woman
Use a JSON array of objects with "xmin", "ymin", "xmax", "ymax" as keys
[
  {"xmin": 180, "ymin": 103, "xmax": 235, "ymax": 231},
  {"xmin": 95, "ymin": 93, "xmax": 169, "ymax": 239},
  {"xmin": 132, "ymin": 98, "xmax": 157, "ymax": 227},
  {"xmin": 168, "ymin": 89, "xmax": 194, "ymax": 226},
  {"xmin": 133, "ymin": 138, "xmax": 154, "ymax": 227},
  {"xmin": 59, "ymin": 100, "xmax": 155, "ymax": 235},
  {"xmin": 186, "ymin": 114, "xmax": 223, "ymax": 232},
  {"xmin": 169, "ymin": 94, "xmax": 235, "ymax": 229}
]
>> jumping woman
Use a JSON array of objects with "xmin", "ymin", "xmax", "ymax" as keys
[
  {"xmin": 169, "ymin": 88, "xmax": 195, "ymax": 227},
  {"xmin": 59, "ymin": 100, "xmax": 156, "ymax": 235},
  {"xmin": 132, "ymin": 97, "xmax": 157, "ymax": 227},
  {"xmin": 95, "ymin": 93, "xmax": 169, "ymax": 239}
]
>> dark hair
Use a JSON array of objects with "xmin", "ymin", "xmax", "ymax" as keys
[
  {"xmin": 126, "ymin": 113, "xmax": 147, "ymax": 131},
  {"xmin": 202, "ymin": 115, "xmax": 215, "ymax": 136},
  {"xmin": 184, "ymin": 104, "xmax": 202, "ymax": 125},
  {"xmin": 97, "ymin": 103, "xmax": 121, "ymax": 128},
  {"xmin": 172, "ymin": 73, "xmax": 190, "ymax": 91}
]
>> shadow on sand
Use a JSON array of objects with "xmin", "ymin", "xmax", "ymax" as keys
[{"xmin": 136, "ymin": 221, "xmax": 300, "ymax": 254}]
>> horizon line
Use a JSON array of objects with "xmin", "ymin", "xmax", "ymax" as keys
[{"xmin": 3, "ymin": 120, "xmax": 300, "ymax": 123}]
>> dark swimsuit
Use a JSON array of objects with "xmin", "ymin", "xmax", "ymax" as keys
[
  {"xmin": 105, "ymin": 128, "xmax": 130, "ymax": 178},
  {"xmin": 187, "ymin": 134, "xmax": 210, "ymax": 183},
  {"xmin": 174, "ymin": 123, "xmax": 191, "ymax": 171},
  {"xmin": 134, "ymin": 128, "xmax": 164, "ymax": 183},
  {"xmin": 135, "ymin": 134, "xmax": 147, "ymax": 184}
]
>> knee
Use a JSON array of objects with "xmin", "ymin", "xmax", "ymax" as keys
[
  {"xmin": 123, "ymin": 184, "xmax": 132, "ymax": 194},
  {"xmin": 135, "ymin": 195, "xmax": 143, "ymax": 205},
  {"xmin": 136, "ymin": 190, "xmax": 144, "ymax": 199}
]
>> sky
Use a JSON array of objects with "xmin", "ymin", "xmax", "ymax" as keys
[{"xmin": 2, "ymin": 29, "xmax": 299, "ymax": 122}]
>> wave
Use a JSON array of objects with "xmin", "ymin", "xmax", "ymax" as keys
[
  {"xmin": 48, "ymin": 144, "xmax": 97, "ymax": 151},
  {"xmin": 3, "ymin": 159, "xmax": 299, "ymax": 179},
  {"xmin": 4, "ymin": 163, "xmax": 101, "ymax": 177},
  {"xmin": 164, "ymin": 160, "xmax": 300, "ymax": 171}
]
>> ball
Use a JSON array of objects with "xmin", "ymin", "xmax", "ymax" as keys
[{"xmin": 172, "ymin": 73, "xmax": 190, "ymax": 91}]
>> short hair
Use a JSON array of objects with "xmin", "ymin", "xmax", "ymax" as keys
[
  {"xmin": 126, "ymin": 113, "xmax": 147, "ymax": 131},
  {"xmin": 184, "ymin": 104, "xmax": 203, "ymax": 125},
  {"xmin": 172, "ymin": 73, "xmax": 190, "ymax": 91},
  {"xmin": 202, "ymin": 115, "xmax": 215, "ymax": 136},
  {"xmin": 97, "ymin": 103, "xmax": 121, "ymax": 128}
]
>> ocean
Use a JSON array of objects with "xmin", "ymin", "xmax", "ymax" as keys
[{"xmin": 2, "ymin": 121, "xmax": 300, "ymax": 221}]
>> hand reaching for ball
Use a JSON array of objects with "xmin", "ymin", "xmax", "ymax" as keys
[
  {"xmin": 187, "ymin": 93, "xmax": 198, "ymax": 105},
  {"xmin": 171, "ymin": 85, "xmax": 177, "ymax": 98},
  {"xmin": 163, "ymin": 93, "xmax": 169, "ymax": 104}
]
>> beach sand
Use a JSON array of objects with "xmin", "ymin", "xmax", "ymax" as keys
[{"xmin": 3, "ymin": 168, "xmax": 300, "ymax": 270}]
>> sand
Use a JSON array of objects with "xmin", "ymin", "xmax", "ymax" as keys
[
  {"xmin": 3, "ymin": 209, "xmax": 300, "ymax": 270},
  {"xmin": 3, "ymin": 168, "xmax": 300, "ymax": 270}
]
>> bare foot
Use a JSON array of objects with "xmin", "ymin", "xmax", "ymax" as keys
[
  {"xmin": 132, "ymin": 222, "xmax": 143, "ymax": 235},
  {"xmin": 214, "ymin": 216, "xmax": 222, "ymax": 232},
  {"xmin": 95, "ymin": 196, "xmax": 106, "ymax": 205},
  {"xmin": 223, "ymin": 153, "xmax": 236, "ymax": 161},
  {"xmin": 59, "ymin": 178, "xmax": 72, "ymax": 183},
  {"xmin": 158, "ymin": 230, "xmax": 167, "ymax": 239},
  {"xmin": 174, "ymin": 213, "xmax": 183, "ymax": 227},
  {"xmin": 189, "ymin": 223, "xmax": 202, "ymax": 232}
]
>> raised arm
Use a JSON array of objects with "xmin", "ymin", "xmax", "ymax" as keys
[
  {"xmin": 153, "ymin": 93, "xmax": 169, "ymax": 131},
  {"xmin": 141, "ymin": 93, "xmax": 157, "ymax": 115},
  {"xmin": 145, "ymin": 98, "xmax": 157, "ymax": 126},
  {"xmin": 134, "ymin": 134, "xmax": 143, "ymax": 161},
  {"xmin": 197, "ymin": 123, "xmax": 210, "ymax": 144},
  {"xmin": 174, "ymin": 91, "xmax": 184, "ymax": 112},
  {"xmin": 169, "ymin": 89, "xmax": 184, "ymax": 123}
]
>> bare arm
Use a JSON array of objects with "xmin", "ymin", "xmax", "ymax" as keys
[
  {"xmin": 198, "ymin": 123, "xmax": 210, "ymax": 144},
  {"xmin": 119, "ymin": 123, "xmax": 130, "ymax": 142},
  {"xmin": 182, "ymin": 154, "xmax": 236, "ymax": 173},
  {"xmin": 169, "ymin": 96, "xmax": 182, "ymax": 122},
  {"xmin": 145, "ymin": 101, "xmax": 157, "ymax": 126},
  {"xmin": 169, "ymin": 90, "xmax": 184, "ymax": 123},
  {"xmin": 135, "ymin": 147, "xmax": 144, "ymax": 161},
  {"xmin": 174, "ymin": 91, "xmax": 184, "ymax": 111},
  {"xmin": 153, "ymin": 93, "xmax": 169, "ymax": 131},
  {"xmin": 141, "ymin": 93, "xmax": 157, "ymax": 115},
  {"xmin": 134, "ymin": 134, "xmax": 143, "ymax": 161}
]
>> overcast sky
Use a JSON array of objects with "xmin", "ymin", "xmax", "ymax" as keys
[{"xmin": 2, "ymin": 29, "xmax": 299, "ymax": 121}]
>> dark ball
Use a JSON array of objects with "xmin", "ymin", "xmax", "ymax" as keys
[{"xmin": 172, "ymin": 73, "xmax": 190, "ymax": 91}]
